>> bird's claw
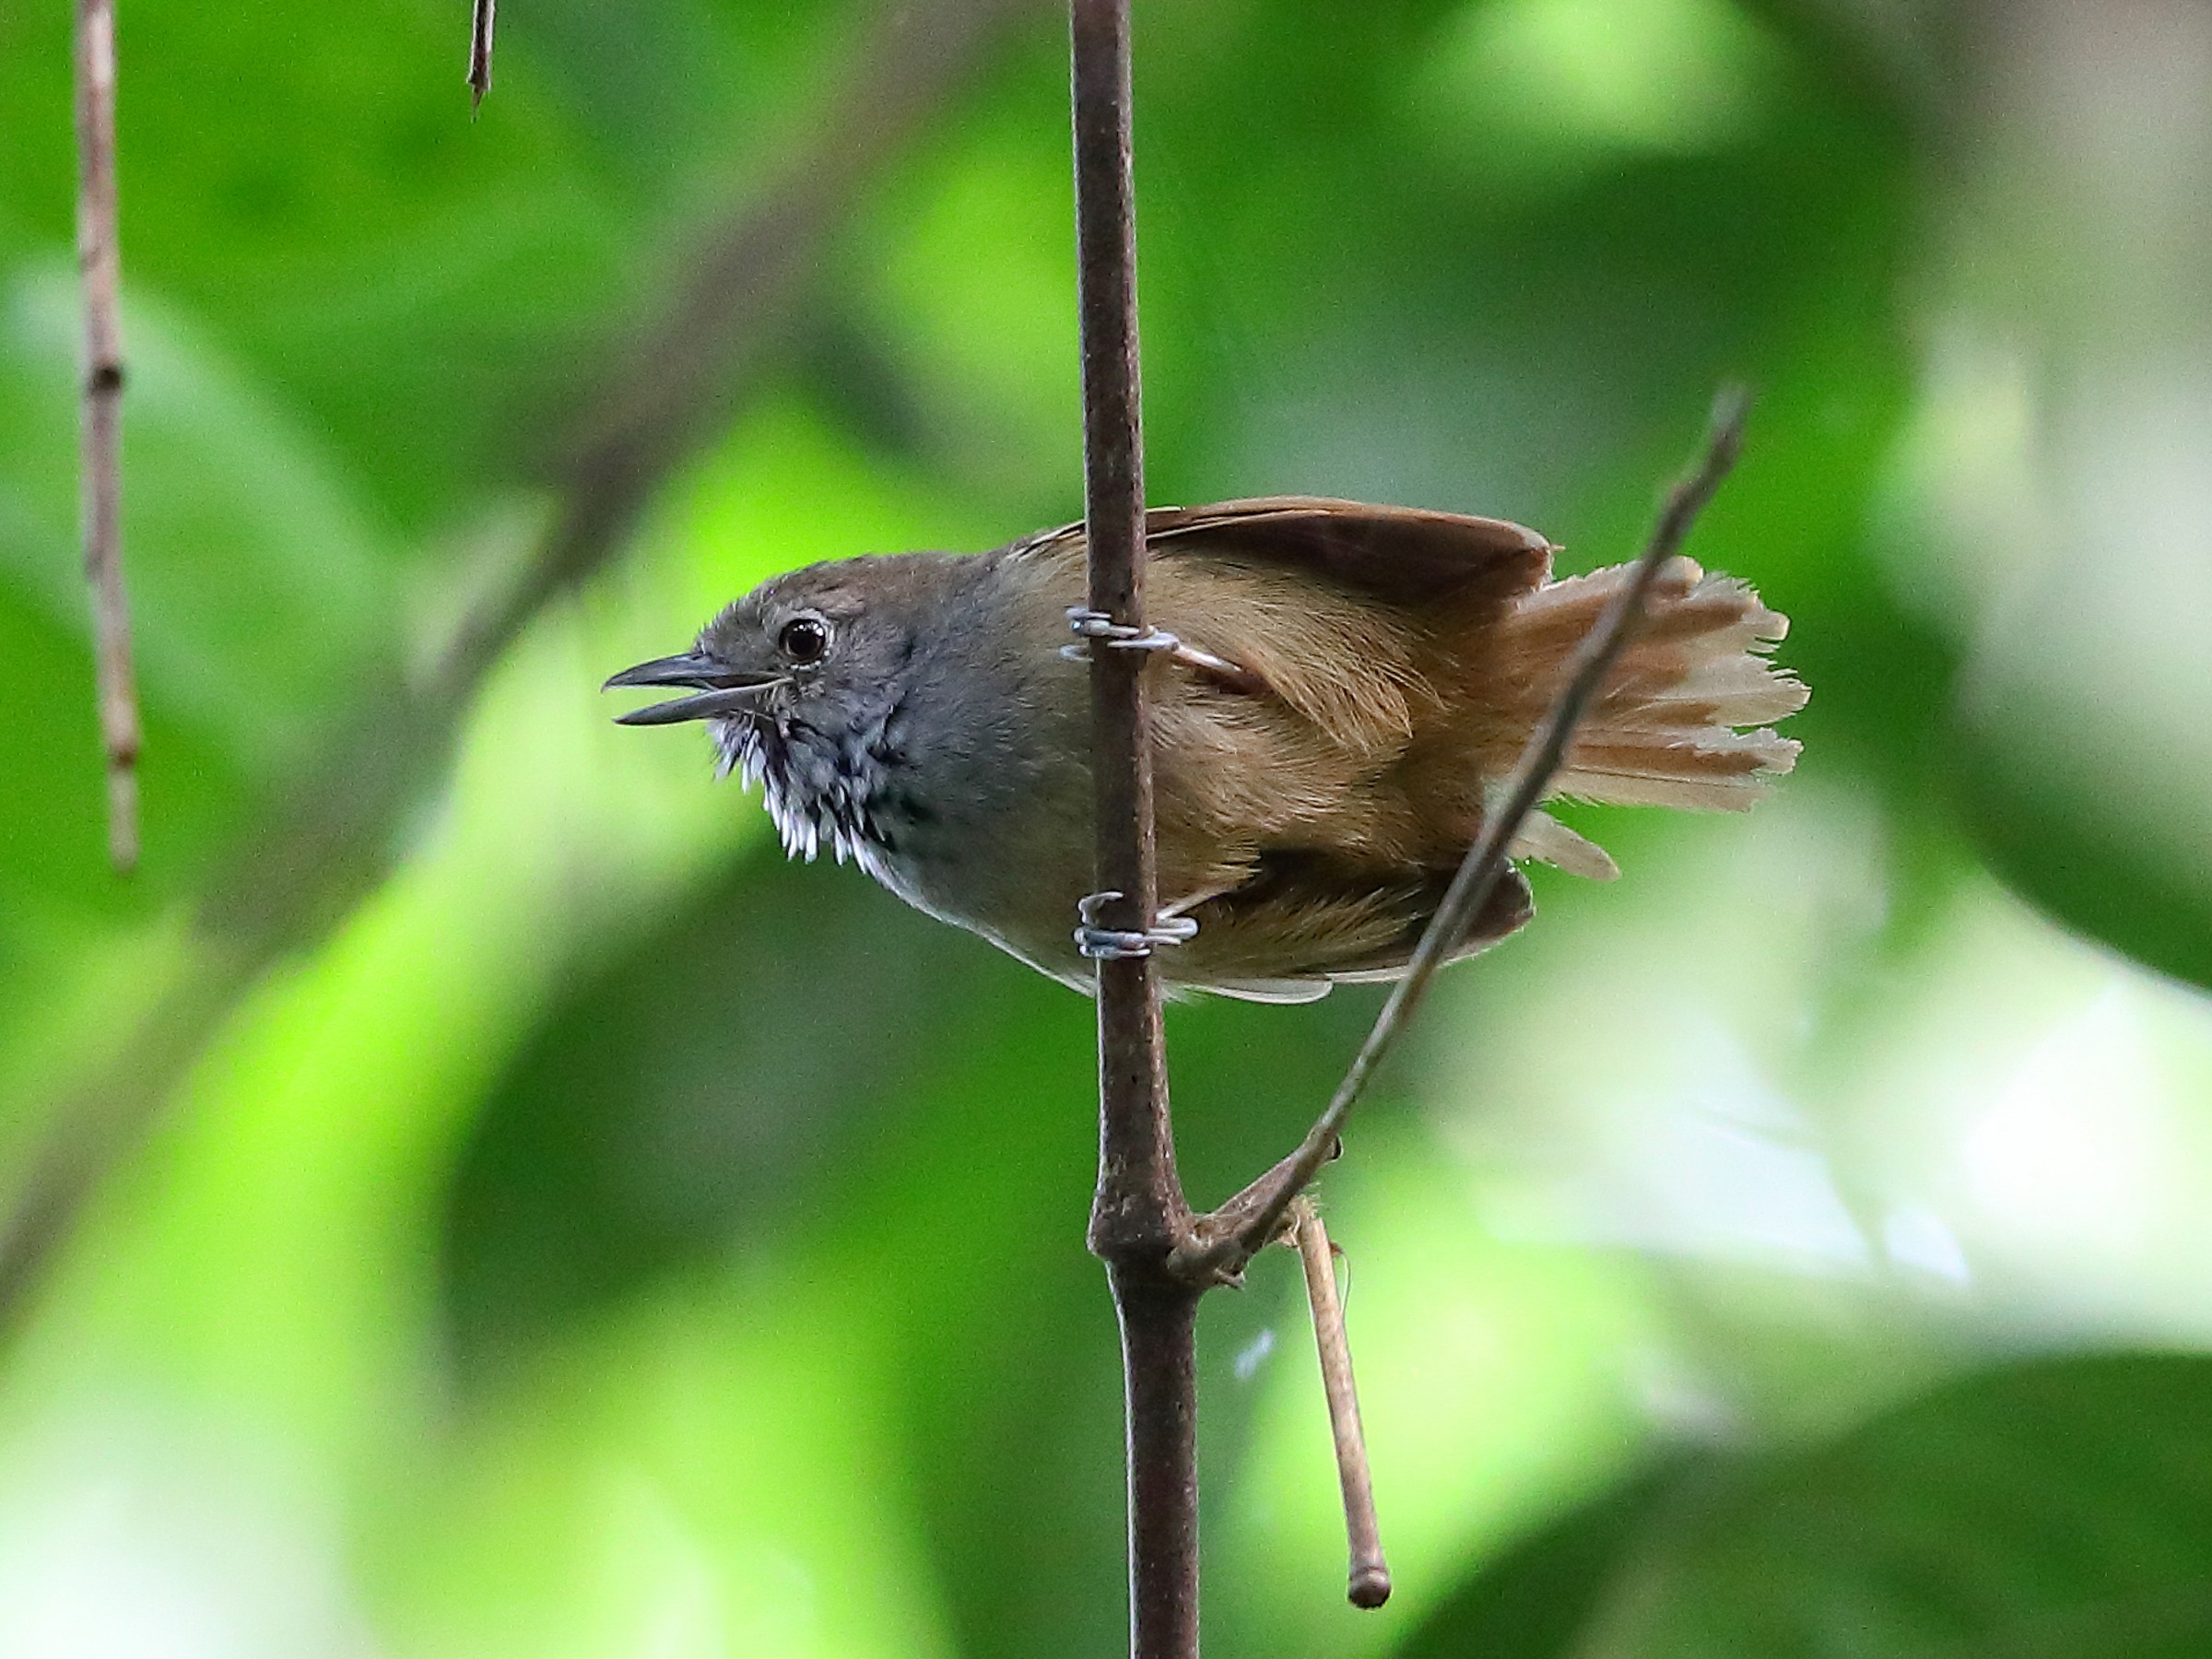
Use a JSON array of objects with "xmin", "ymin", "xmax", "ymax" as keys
[
  {"xmin": 1061, "ymin": 608, "xmax": 1181, "ymax": 663},
  {"xmin": 1075, "ymin": 890, "xmax": 1199, "ymax": 959}
]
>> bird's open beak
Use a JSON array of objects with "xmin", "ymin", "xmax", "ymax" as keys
[{"xmin": 604, "ymin": 653, "xmax": 784, "ymax": 725}]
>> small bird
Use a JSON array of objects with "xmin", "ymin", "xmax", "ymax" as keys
[{"xmin": 606, "ymin": 498, "xmax": 1805, "ymax": 1002}]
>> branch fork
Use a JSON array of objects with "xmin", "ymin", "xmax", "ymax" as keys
[
  {"xmin": 1167, "ymin": 387, "xmax": 1751, "ymax": 1292},
  {"xmin": 1062, "ymin": 70, "xmax": 1752, "ymax": 1605}
]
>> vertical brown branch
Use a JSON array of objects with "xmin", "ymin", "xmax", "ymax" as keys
[
  {"xmin": 76, "ymin": 0, "xmax": 140, "ymax": 874},
  {"xmin": 468, "ymin": 0, "xmax": 497, "ymax": 112},
  {"xmin": 1069, "ymin": 1, "xmax": 1201, "ymax": 1653}
]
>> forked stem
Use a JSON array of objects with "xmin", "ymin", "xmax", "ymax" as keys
[{"xmin": 1172, "ymin": 388, "xmax": 1752, "ymax": 1284}]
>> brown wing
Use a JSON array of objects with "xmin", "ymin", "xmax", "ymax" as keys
[
  {"xmin": 1006, "ymin": 496, "xmax": 1554, "ymax": 613},
  {"xmin": 1140, "ymin": 497, "xmax": 1553, "ymax": 613},
  {"xmin": 1006, "ymin": 497, "xmax": 1556, "ymax": 756}
]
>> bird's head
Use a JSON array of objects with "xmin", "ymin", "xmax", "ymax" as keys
[{"xmin": 605, "ymin": 553, "xmax": 971, "ymax": 855}]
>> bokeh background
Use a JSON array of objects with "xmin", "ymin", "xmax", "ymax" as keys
[{"xmin": 5, "ymin": 0, "xmax": 2212, "ymax": 1653}]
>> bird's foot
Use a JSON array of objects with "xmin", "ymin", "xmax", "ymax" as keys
[
  {"xmin": 1060, "ymin": 607, "xmax": 1181, "ymax": 663},
  {"xmin": 1075, "ymin": 890, "xmax": 1199, "ymax": 959}
]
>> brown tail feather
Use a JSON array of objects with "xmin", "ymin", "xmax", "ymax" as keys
[{"xmin": 1496, "ymin": 555, "xmax": 1806, "ymax": 830}]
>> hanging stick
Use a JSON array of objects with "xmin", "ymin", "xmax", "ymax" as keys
[
  {"xmin": 468, "ymin": 0, "xmax": 496, "ymax": 112},
  {"xmin": 76, "ymin": 0, "xmax": 140, "ymax": 874},
  {"xmin": 1289, "ymin": 1197, "xmax": 1391, "ymax": 1608}
]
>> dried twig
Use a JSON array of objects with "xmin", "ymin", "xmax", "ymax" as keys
[
  {"xmin": 0, "ymin": 0, "xmax": 1040, "ymax": 1345},
  {"xmin": 467, "ymin": 0, "xmax": 496, "ymax": 112},
  {"xmin": 77, "ymin": 0, "xmax": 139, "ymax": 872},
  {"xmin": 1173, "ymin": 389, "xmax": 1752, "ymax": 1284},
  {"xmin": 1067, "ymin": 1, "xmax": 1203, "ymax": 1653},
  {"xmin": 1288, "ymin": 1197, "xmax": 1390, "ymax": 1608}
]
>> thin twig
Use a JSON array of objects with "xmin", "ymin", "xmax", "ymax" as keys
[
  {"xmin": 0, "ymin": 0, "xmax": 1039, "ymax": 1346},
  {"xmin": 1173, "ymin": 388, "xmax": 1752, "ymax": 1283},
  {"xmin": 1068, "ymin": 0, "xmax": 1202, "ymax": 1653},
  {"xmin": 467, "ymin": 0, "xmax": 496, "ymax": 113},
  {"xmin": 77, "ymin": 0, "xmax": 139, "ymax": 873},
  {"xmin": 1288, "ymin": 1197, "xmax": 1390, "ymax": 1609}
]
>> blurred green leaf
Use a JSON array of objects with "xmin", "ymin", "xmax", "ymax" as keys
[
  {"xmin": 1394, "ymin": 1460, "xmax": 1695, "ymax": 1659},
  {"xmin": 0, "ymin": 0, "xmax": 878, "ymax": 535},
  {"xmin": 442, "ymin": 849, "xmax": 964, "ymax": 1372},
  {"xmin": 1958, "ymin": 737, "xmax": 2212, "ymax": 997},
  {"xmin": 0, "ymin": 265, "xmax": 394, "ymax": 919},
  {"xmin": 1574, "ymin": 1353, "xmax": 2212, "ymax": 1659},
  {"xmin": 0, "ymin": 268, "xmax": 394, "ymax": 762}
]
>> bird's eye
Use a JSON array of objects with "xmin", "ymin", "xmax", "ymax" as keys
[{"xmin": 778, "ymin": 616, "xmax": 830, "ymax": 665}]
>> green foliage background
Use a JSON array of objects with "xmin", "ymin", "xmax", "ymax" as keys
[{"xmin": 4, "ymin": 0, "xmax": 2212, "ymax": 1653}]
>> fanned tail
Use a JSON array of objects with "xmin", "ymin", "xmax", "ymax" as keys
[{"xmin": 1495, "ymin": 555, "xmax": 1806, "ymax": 846}]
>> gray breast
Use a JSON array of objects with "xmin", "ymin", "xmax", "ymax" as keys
[{"xmin": 856, "ymin": 664, "xmax": 1096, "ymax": 963}]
